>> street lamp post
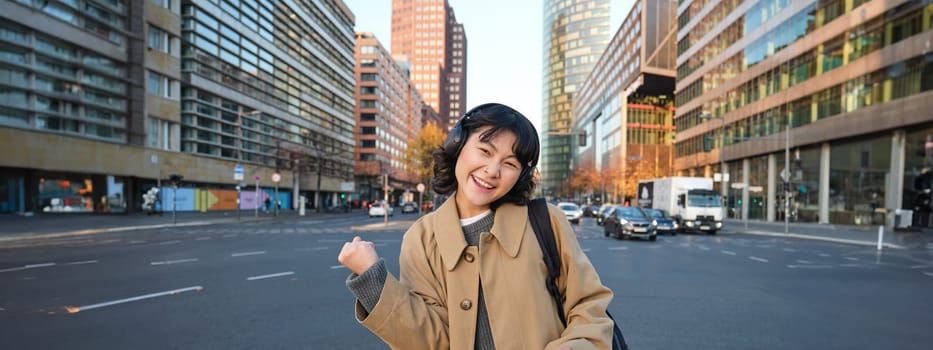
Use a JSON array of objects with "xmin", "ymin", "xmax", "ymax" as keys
[{"xmin": 236, "ymin": 109, "xmax": 261, "ymax": 219}]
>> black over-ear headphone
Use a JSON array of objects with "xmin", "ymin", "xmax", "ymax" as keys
[{"xmin": 442, "ymin": 103, "xmax": 537, "ymax": 184}]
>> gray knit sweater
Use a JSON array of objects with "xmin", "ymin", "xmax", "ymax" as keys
[{"xmin": 347, "ymin": 212, "xmax": 496, "ymax": 349}]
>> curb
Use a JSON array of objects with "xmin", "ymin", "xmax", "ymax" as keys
[{"xmin": 739, "ymin": 230, "xmax": 906, "ymax": 249}]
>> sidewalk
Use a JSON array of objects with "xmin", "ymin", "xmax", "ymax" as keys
[
  {"xmin": 0, "ymin": 209, "xmax": 362, "ymax": 245},
  {"xmin": 725, "ymin": 218, "xmax": 933, "ymax": 250}
]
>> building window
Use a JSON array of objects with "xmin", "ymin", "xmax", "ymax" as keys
[
  {"xmin": 151, "ymin": 0, "xmax": 171, "ymax": 10},
  {"xmin": 148, "ymin": 25, "xmax": 173, "ymax": 54},
  {"xmin": 148, "ymin": 117, "xmax": 175, "ymax": 150},
  {"xmin": 147, "ymin": 71, "xmax": 175, "ymax": 99}
]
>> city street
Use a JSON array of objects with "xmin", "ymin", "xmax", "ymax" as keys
[{"xmin": 1, "ymin": 214, "xmax": 932, "ymax": 349}]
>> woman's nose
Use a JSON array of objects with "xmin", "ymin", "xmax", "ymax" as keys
[{"xmin": 484, "ymin": 164, "xmax": 500, "ymax": 177}]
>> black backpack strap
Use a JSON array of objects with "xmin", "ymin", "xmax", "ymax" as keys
[{"xmin": 527, "ymin": 198, "xmax": 567, "ymax": 326}]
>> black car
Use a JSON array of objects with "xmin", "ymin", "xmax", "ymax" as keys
[
  {"xmin": 401, "ymin": 202, "xmax": 418, "ymax": 214},
  {"xmin": 603, "ymin": 206, "xmax": 657, "ymax": 241},
  {"xmin": 640, "ymin": 208, "xmax": 677, "ymax": 235}
]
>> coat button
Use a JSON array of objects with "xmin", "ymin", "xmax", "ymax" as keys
[
  {"xmin": 460, "ymin": 299, "xmax": 472, "ymax": 310},
  {"xmin": 463, "ymin": 253, "xmax": 475, "ymax": 263}
]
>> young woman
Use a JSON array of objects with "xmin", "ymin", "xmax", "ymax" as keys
[{"xmin": 338, "ymin": 103, "xmax": 614, "ymax": 349}]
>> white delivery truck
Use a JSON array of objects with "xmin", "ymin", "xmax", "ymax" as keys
[{"xmin": 636, "ymin": 177, "xmax": 723, "ymax": 234}]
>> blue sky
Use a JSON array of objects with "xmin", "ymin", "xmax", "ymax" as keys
[{"xmin": 343, "ymin": 0, "xmax": 636, "ymax": 133}]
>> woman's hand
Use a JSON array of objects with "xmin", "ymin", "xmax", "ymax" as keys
[{"xmin": 338, "ymin": 236, "xmax": 380, "ymax": 275}]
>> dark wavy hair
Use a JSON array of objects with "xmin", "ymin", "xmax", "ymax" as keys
[{"xmin": 432, "ymin": 103, "xmax": 540, "ymax": 208}]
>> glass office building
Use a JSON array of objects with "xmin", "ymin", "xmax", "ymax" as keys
[
  {"xmin": 0, "ymin": 0, "xmax": 357, "ymax": 214},
  {"xmin": 572, "ymin": 0, "xmax": 678, "ymax": 204},
  {"xmin": 674, "ymin": 0, "xmax": 933, "ymax": 226},
  {"xmin": 541, "ymin": 0, "xmax": 611, "ymax": 195}
]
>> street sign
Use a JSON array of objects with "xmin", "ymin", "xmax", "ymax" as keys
[
  {"xmin": 416, "ymin": 183, "xmax": 425, "ymax": 192},
  {"xmin": 731, "ymin": 182, "xmax": 746, "ymax": 189},
  {"xmin": 748, "ymin": 186, "xmax": 763, "ymax": 192},
  {"xmin": 234, "ymin": 164, "xmax": 244, "ymax": 181},
  {"xmin": 271, "ymin": 172, "xmax": 281, "ymax": 183},
  {"xmin": 780, "ymin": 168, "xmax": 790, "ymax": 182},
  {"xmin": 151, "ymin": 155, "xmax": 158, "ymax": 164},
  {"xmin": 254, "ymin": 175, "xmax": 261, "ymax": 181}
]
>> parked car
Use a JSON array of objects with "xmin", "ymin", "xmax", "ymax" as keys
[
  {"xmin": 557, "ymin": 202, "xmax": 583, "ymax": 224},
  {"xmin": 640, "ymin": 208, "xmax": 677, "ymax": 235},
  {"xmin": 401, "ymin": 202, "xmax": 418, "ymax": 214},
  {"xmin": 368, "ymin": 201, "xmax": 394, "ymax": 217},
  {"xmin": 596, "ymin": 204, "xmax": 615, "ymax": 225},
  {"xmin": 582, "ymin": 204, "xmax": 600, "ymax": 217},
  {"xmin": 603, "ymin": 206, "xmax": 657, "ymax": 241}
]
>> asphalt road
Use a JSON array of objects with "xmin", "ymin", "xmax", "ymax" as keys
[{"xmin": 1, "ymin": 214, "xmax": 932, "ymax": 349}]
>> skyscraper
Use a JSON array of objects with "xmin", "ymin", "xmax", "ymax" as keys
[
  {"xmin": 541, "ymin": 0, "xmax": 611, "ymax": 195},
  {"xmin": 391, "ymin": 0, "xmax": 466, "ymax": 130}
]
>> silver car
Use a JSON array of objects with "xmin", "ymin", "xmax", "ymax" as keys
[{"xmin": 557, "ymin": 202, "xmax": 582, "ymax": 224}]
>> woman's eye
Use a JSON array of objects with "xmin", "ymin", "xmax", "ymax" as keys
[
  {"xmin": 505, "ymin": 162, "xmax": 519, "ymax": 169},
  {"xmin": 478, "ymin": 148, "xmax": 491, "ymax": 155}
]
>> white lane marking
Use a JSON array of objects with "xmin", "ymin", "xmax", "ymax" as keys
[
  {"xmin": 374, "ymin": 243, "xmax": 388, "ymax": 247},
  {"xmin": 721, "ymin": 250, "xmax": 736, "ymax": 256},
  {"xmin": 698, "ymin": 246, "xmax": 711, "ymax": 251},
  {"xmin": 608, "ymin": 247, "xmax": 628, "ymax": 250},
  {"xmin": 783, "ymin": 248, "xmax": 797, "ymax": 252},
  {"xmin": 0, "ymin": 266, "xmax": 27, "ymax": 273},
  {"xmin": 787, "ymin": 264, "xmax": 833, "ymax": 269},
  {"xmin": 222, "ymin": 234, "xmax": 238, "ymax": 238},
  {"xmin": 749, "ymin": 256, "xmax": 769, "ymax": 263},
  {"xmin": 246, "ymin": 271, "xmax": 295, "ymax": 281},
  {"xmin": 844, "ymin": 257, "xmax": 859, "ymax": 261},
  {"xmin": 582, "ymin": 248, "xmax": 591, "ymax": 252},
  {"xmin": 330, "ymin": 265, "xmax": 346, "ymax": 270},
  {"xmin": 66, "ymin": 286, "xmax": 203, "ymax": 313},
  {"xmin": 158, "ymin": 240, "xmax": 181, "ymax": 245},
  {"xmin": 25, "ymin": 263, "xmax": 56, "ymax": 269},
  {"xmin": 129, "ymin": 240, "xmax": 147, "ymax": 244},
  {"xmin": 797, "ymin": 259, "xmax": 813, "ymax": 264},
  {"xmin": 231, "ymin": 251, "xmax": 266, "ymax": 257},
  {"xmin": 195, "ymin": 237, "xmax": 211, "ymax": 241},
  {"xmin": 63, "ymin": 260, "xmax": 98, "ymax": 266},
  {"xmin": 818, "ymin": 253, "xmax": 832, "ymax": 257},
  {"xmin": 150, "ymin": 258, "xmax": 199, "ymax": 266},
  {"xmin": 311, "ymin": 247, "xmax": 328, "ymax": 250},
  {"xmin": 923, "ymin": 272, "xmax": 933, "ymax": 277}
]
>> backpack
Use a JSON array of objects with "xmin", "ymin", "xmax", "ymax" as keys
[{"xmin": 528, "ymin": 198, "xmax": 630, "ymax": 350}]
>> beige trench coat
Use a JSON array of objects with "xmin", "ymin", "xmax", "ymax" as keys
[{"xmin": 355, "ymin": 197, "xmax": 614, "ymax": 349}]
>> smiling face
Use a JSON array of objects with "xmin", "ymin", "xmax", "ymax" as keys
[{"xmin": 454, "ymin": 126, "xmax": 522, "ymax": 218}]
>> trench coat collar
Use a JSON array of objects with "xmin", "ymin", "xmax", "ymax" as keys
[{"xmin": 433, "ymin": 195, "xmax": 530, "ymax": 271}]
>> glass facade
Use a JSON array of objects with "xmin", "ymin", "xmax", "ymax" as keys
[
  {"xmin": 0, "ymin": 21, "xmax": 128, "ymax": 142},
  {"xmin": 829, "ymin": 135, "xmax": 891, "ymax": 225},
  {"xmin": 179, "ymin": 0, "xmax": 355, "ymax": 177}
]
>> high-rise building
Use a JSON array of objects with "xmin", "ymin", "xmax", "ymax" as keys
[
  {"xmin": 0, "ymin": 0, "xmax": 357, "ymax": 214},
  {"xmin": 354, "ymin": 32, "xmax": 423, "ymax": 204},
  {"xmin": 674, "ymin": 0, "xmax": 933, "ymax": 227},
  {"xmin": 391, "ymin": 0, "xmax": 466, "ymax": 130},
  {"xmin": 572, "ymin": 0, "xmax": 677, "ymax": 204},
  {"xmin": 541, "ymin": 0, "xmax": 611, "ymax": 196}
]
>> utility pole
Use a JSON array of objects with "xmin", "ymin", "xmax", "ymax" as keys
[
  {"xmin": 785, "ymin": 110, "xmax": 791, "ymax": 234},
  {"xmin": 237, "ymin": 109, "xmax": 261, "ymax": 218},
  {"xmin": 383, "ymin": 173, "xmax": 389, "ymax": 226}
]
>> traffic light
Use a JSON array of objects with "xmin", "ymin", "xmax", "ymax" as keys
[
  {"xmin": 169, "ymin": 174, "xmax": 183, "ymax": 186},
  {"xmin": 340, "ymin": 193, "xmax": 346, "ymax": 199},
  {"xmin": 737, "ymin": 199, "xmax": 742, "ymax": 205}
]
